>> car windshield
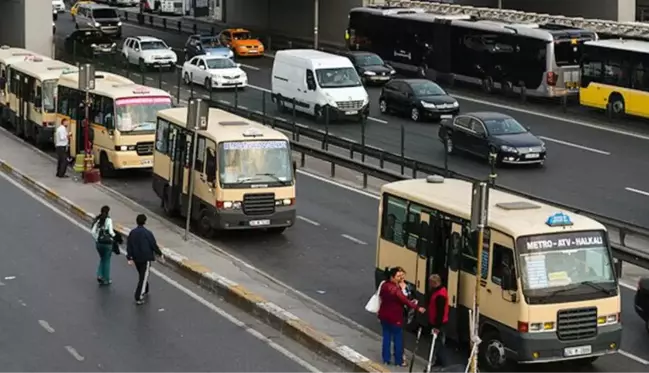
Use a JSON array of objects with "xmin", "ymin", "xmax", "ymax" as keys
[
  {"xmin": 411, "ymin": 81, "xmax": 446, "ymax": 96},
  {"xmin": 484, "ymin": 117, "xmax": 527, "ymax": 135},
  {"xmin": 115, "ymin": 96, "xmax": 172, "ymax": 133},
  {"xmin": 141, "ymin": 41, "xmax": 168, "ymax": 50},
  {"xmin": 315, "ymin": 67, "xmax": 362, "ymax": 88},
  {"xmin": 517, "ymin": 231, "xmax": 615, "ymax": 293},
  {"xmin": 219, "ymin": 140, "xmax": 293, "ymax": 187},
  {"xmin": 92, "ymin": 9, "xmax": 117, "ymax": 18},
  {"xmin": 200, "ymin": 37, "xmax": 221, "ymax": 48},
  {"xmin": 205, "ymin": 58, "xmax": 236, "ymax": 69},
  {"xmin": 232, "ymin": 32, "xmax": 251, "ymax": 40},
  {"xmin": 42, "ymin": 80, "xmax": 57, "ymax": 113},
  {"xmin": 354, "ymin": 54, "xmax": 384, "ymax": 67}
]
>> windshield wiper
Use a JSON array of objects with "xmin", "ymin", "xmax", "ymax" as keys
[
  {"xmin": 253, "ymin": 173, "xmax": 290, "ymax": 185},
  {"xmin": 581, "ymin": 281, "xmax": 615, "ymax": 295},
  {"xmin": 536, "ymin": 285, "xmax": 578, "ymax": 303}
]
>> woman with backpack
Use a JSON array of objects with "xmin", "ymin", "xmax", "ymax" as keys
[{"xmin": 91, "ymin": 205, "xmax": 116, "ymax": 285}]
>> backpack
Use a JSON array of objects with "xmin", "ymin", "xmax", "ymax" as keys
[{"xmin": 96, "ymin": 220, "xmax": 113, "ymax": 245}]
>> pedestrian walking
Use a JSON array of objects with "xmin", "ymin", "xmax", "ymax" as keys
[
  {"xmin": 427, "ymin": 274, "xmax": 449, "ymax": 368},
  {"xmin": 55, "ymin": 119, "xmax": 71, "ymax": 177},
  {"xmin": 91, "ymin": 205, "xmax": 115, "ymax": 285},
  {"xmin": 126, "ymin": 214, "xmax": 163, "ymax": 305},
  {"xmin": 378, "ymin": 267, "xmax": 425, "ymax": 366}
]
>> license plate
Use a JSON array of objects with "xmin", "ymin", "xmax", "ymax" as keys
[
  {"xmin": 141, "ymin": 160, "xmax": 152, "ymax": 165},
  {"xmin": 564, "ymin": 345, "xmax": 591, "ymax": 357},
  {"xmin": 440, "ymin": 114, "xmax": 453, "ymax": 119},
  {"xmin": 525, "ymin": 153, "xmax": 539, "ymax": 159},
  {"xmin": 345, "ymin": 110, "xmax": 358, "ymax": 115},
  {"xmin": 250, "ymin": 219, "xmax": 270, "ymax": 226}
]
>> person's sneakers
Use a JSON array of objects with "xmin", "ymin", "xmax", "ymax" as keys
[
  {"xmin": 101, "ymin": 280, "xmax": 112, "ymax": 286},
  {"xmin": 135, "ymin": 299, "xmax": 145, "ymax": 305}
]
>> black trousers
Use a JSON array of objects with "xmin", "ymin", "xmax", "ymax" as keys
[
  {"xmin": 55, "ymin": 146, "xmax": 68, "ymax": 177},
  {"xmin": 134, "ymin": 261, "xmax": 151, "ymax": 301}
]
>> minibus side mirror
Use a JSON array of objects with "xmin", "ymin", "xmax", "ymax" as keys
[{"xmin": 292, "ymin": 160, "xmax": 297, "ymax": 176}]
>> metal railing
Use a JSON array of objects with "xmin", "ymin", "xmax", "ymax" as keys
[{"xmin": 49, "ymin": 42, "xmax": 649, "ymax": 273}]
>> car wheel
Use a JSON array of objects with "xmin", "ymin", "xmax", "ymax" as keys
[
  {"xmin": 379, "ymin": 99, "xmax": 388, "ymax": 114},
  {"xmin": 204, "ymin": 77, "xmax": 212, "ymax": 90},
  {"xmin": 275, "ymin": 95, "xmax": 286, "ymax": 113},
  {"xmin": 183, "ymin": 73, "xmax": 191, "ymax": 85},
  {"xmin": 410, "ymin": 107, "xmax": 420, "ymax": 122}
]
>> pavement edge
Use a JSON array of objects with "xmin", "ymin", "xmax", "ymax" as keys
[{"xmin": 0, "ymin": 158, "xmax": 390, "ymax": 373}]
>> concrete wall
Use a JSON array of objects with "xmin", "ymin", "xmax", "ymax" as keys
[{"xmin": 0, "ymin": 0, "xmax": 53, "ymax": 57}]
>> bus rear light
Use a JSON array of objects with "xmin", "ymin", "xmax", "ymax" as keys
[{"xmin": 546, "ymin": 72, "xmax": 558, "ymax": 86}]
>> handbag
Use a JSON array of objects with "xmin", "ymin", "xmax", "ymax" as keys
[{"xmin": 364, "ymin": 280, "xmax": 385, "ymax": 314}]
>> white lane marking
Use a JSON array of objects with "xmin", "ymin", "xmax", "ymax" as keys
[
  {"xmin": 240, "ymin": 64, "xmax": 260, "ymax": 71},
  {"xmin": 539, "ymin": 136, "xmax": 610, "ymax": 155},
  {"xmin": 65, "ymin": 346, "xmax": 85, "ymax": 361},
  {"xmin": 619, "ymin": 350, "xmax": 649, "ymax": 365},
  {"xmin": 38, "ymin": 320, "xmax": 55, "ymax": 333},
  {"xmin": 0, "ymin": 173, "xmax": 318, "ymax": 373},
  {"xmin": 296, "ymin": 169, "xmax": 380, "ymax": 200},
  {"xmin": 368, "ymin": 117, "xmax": 387, "ymax": 124},
  {"xmin": 625, "ymin": 187, "xmax": 649, "ymax": 197},
  {"xmin": 453, "ymin": 93, "xmax": 649, "ymax": 141},
  {"xmin": 297, "ymin": 215, "xmax": 320, "ymax": 226},
  {"xmin": 341, "ymin": 234, "xmax": 367, "ymax": 245}
]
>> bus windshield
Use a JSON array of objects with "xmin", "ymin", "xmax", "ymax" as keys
[
  {"xmin": 517, "ymin": 231, "xmax": 615, "ymax": 294},
  {"xmin": 42, "ymin": 79, "xmax": 57, "ymax": 113},
  {"xmin": 219, "ymin": 140, "xmax": 293, "ymax": 187},
  {"xmin": 115, "ymin": 96, "xmax": 172, "ymax": 133},
  {"xmin": 315, "ymin": 67, "xmax": 362, "ymax": 88}
]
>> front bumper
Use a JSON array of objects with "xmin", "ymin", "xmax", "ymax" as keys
[
  {"xmin": 421, "ymin": 107, "xmax": 459, "ymax": 119},
  {"xmin": 98, "ymin": 26, "xmax": 121, "ymax": 36},
  {"xmin": 499, "ymin": 150, "xmax": 547, "ymax": 164},
  {"xmin": 212, "ymin": 78, "xmax": 247, "ymax": 89},
  {"xmin": 235, "ymin": 47, "xmax": 264, "ymax": 56},
  {"xmin": 363, "ymin": 74, "xmax": 393, "ymax": 84},
  {"xmin": 512, "ymin": 324, "xmax": 621, "ymax": 363},
  {"xmin": 329, "ymin": 103, "xmax": 370, "ymax": 121},
  {"xmin": 109, "ymin": 152, "xmax": 153, "ymax": 169},
  {"xmin": 146, "ymin": 59, "xmax": 177, "ymax": 68},
  {"xmin": 211, "ymin": 206, "xmax": 296, "ymax": 230}
]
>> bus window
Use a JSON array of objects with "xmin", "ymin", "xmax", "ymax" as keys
[
  {"xmin": 381, "ymin": 194, "xmax": 407, "ymax": 246},
  {"xmin": 34, "ymin": 85, "xmax": 42, "ymax": 109},
  {"xmin": 603, "ymin": 57, "xmax": 628, "ymax": 87},
  {"xmin": 194, "ymin": 136, "xmax": 206, "ymax": 171},
  {"xmin": 155, "ymin": 118, "xmax": 169, "ymax": 154},
  {"xmin": 42, "ymin": 80, "xmax": 56, "ymax": 113},
  {"xmin": 102, "ymin": 98, "xmax": 114, "ymax": 129},
  {"xmin": 58, "ymin": 86, "xmax": 69, "ymax": 116},
  {"xmin": 632, "ymin": 61, "xmax": 649, "ymax": 92},
  {"xmin": 491, "ymin": 243, "xmax": 514, "ymax": 286},
  {"xmin": 405, "ymin": 203, "xmax": 422, "ymax": 250},
  {"xmin": 206, "ymin": 146, "xmax": 216, "ymax": 183},
  {"xmin": 461, "ymin": 224, "xmax": 477, "ymax": 274}
]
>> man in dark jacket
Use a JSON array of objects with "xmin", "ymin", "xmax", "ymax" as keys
[
  {"xmin": 127, "ymin": 214, "xmax": 163, "ymax": 305},
  {"xmin": 428, "ymin": 274, "xmax": 449, "ymax": 368}
]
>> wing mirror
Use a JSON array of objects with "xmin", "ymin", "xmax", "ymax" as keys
[
  {"xmin": 236, "ymin": 63, "xmax": 241, "ymax": 68},
  {"xmin": 199, "ymin": 65, "xmax": 206, "ymax": 70}
]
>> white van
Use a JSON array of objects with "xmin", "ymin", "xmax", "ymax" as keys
[{"xmin": 271, "ymin": 49, "xmax": 369, "ymax": 122}]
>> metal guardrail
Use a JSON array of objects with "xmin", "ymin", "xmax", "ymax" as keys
[{"xmin": 115, "ymin": 9, "xmax": 344, "ymax": 54}]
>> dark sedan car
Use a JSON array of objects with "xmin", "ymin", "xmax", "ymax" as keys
[
  {"xmin": 379, "ymin": 79, "xmax": 459, "ymax": 122},
  {"xmin": 635, "ymin": 277, "xmax": 649, "ymax": 333},
  {"xmin": 438, "ymin": 112, "xmax": 546, "ymax": 166},
  {"xmin": 342, "ymin": 51, "xmax": 395, "ymax": 85},
  {"xmin": 64, "ymin": 30, "xmax": 117, "ymax": 58}
]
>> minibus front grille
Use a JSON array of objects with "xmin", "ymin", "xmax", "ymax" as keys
[
  {"xmin": 243, "ymin": 193, "xmax": 275, "ymax": 215},
  {"xmin": 135, "ymin": 142, "xmax": 154, "ymax": 156},
  {"xmin": 556, "ymin": 307, "xmax": 597, "ymax": 341},
  {"xmin": 336, "ymin": 100, "xmax": 364, "ymax": 110}
]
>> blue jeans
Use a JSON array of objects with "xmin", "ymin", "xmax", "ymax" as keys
[
  {"xmin": 96, "ymin": 243, "xmax": 112, "ymax": 283},
  {"xmin": 381, "ymin": 321, "xmax": 404, "ymax": 365}
]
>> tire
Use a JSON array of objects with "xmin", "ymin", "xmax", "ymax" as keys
[
  {"xmin": 275, "ymin": 95, "xmax": 286, "ymax": 113},
  {"xmin": 479, "ymin": 330, "xmax": 510, "ymax": 372},
  {"xmin": 379, "ymin": 99, "xmax": 388, "ymax": 114},
  {"xmin": 608, "ymin": 93, "xmax": 625, "ymax": 117},
  {"xmin": 267, "ymin": 227, "xmax": 286, "ymax": 234},
  {"xmin": 183, "ymin": 73, "xmax": 191, "ymax": 85},
  {"xmin": 204, "ymin": 77, "xmax": 212, "ymax": 90},
  {"xmin": 34, "ymin": 129, "xmax": 44, "ymax": 149},
  {"xmin": 314, "ymin": 105, "xmax": 325, "ymax": 123},
  {"xmin": 99, "ymin": 152, "xmax": 114, "ymax": 178},
  {"xmin": 410, "ymin": 107, "xmax": 420, "ymax": 122},
  {"xmin": 197, "ymin": 209, "xmax": 214, "ymax": 238},
  {"xmin": 161, "ymin": 186, "xmax": 178, "ymax": 217}
]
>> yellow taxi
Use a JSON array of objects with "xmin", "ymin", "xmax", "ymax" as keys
[
  {"xmin": 218, "ymin": 28, "xmax": 265, "ymax": 57},
  {"xmin": 71, "ymin": 1, "xmax": 94, "ymax": 18}
]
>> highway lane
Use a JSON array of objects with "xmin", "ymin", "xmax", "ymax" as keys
[
  {"xmin": 0, "ymin": 172, "xmax": 337, "ymax": 372},
  {"xmin": 53, "ymin": 15, "xmax": 649, "ymax": 227}
]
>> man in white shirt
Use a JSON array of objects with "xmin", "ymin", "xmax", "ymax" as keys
[{"xmin": 55, "ymin": 119, "xmax": 71, "ymax": 178}]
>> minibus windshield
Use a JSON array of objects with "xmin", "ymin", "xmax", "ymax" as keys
[
  {"xmin": 517, "ymin": 231, "xmax": 615, "ymax": 294},
  {"xmin": 219, "ymin": 140, "xmax": 293, "ymax": 187},
  {"xmin": 115, "ymin": 96, "xmax": 172, "ymax": 133},
  {"xmin": 315, "ymin": 67, "xmax": 361, "ymax": 88}
]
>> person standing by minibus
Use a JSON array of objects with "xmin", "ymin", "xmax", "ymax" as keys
[
  {"xmin": 378, "ymin": 267, "xmax": 425, "ymax": 366},
  {"xmin": 54, "ymin": 119, "xmax": 71, "ymax": 177},
  {"xmin": 427, "ymin": 274, "xmax": 449, "ymax": 368}
]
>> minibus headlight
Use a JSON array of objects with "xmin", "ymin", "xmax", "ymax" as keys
[
  {"xmin": 275, "ymin": 198, "xmax": 293, "ymax": 206},
  {"xmin": 598, "ymin": 313, "xmax": 619, "ymax": 326},
  {"xmin": 218, "ymin": 200, "xmax": 242, "ymax": 209},
  {"xmin": 94, "ymin": 22, "xmax": 100, "ymax": 27},
  {"xmin": 117, "ymin": 21, "xmax": 122, "ymax": 26},
  {"xmin": 115, "ymin": 145, "xmax": 135, "ymax": 151}
]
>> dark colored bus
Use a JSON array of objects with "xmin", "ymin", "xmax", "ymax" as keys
[{"xmin": 347, "ymin": 7, "xmax": 597, "ymax": 97}]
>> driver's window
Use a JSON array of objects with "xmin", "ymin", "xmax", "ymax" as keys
[
  {"xmin": 191, "ymin": 57, "xmax": 199, "ymax": 66},
  {"xmin": 491, "ymin": 244, "xmax": 514, "ymax": 285},
  {"xmin": 198, "ymin": 60, "xmax": 206, "ymax": 69},
  {"xmin": 470, "ymin": 119, "xmax": 485, "ymax": 135},
  {"xmin": 206, "ymin": 141, "xmax": 217, "ymax": 183},
  {"xmin": 454, "ymin": 116, "xmax": 470, "ymax": 129},
  {"xmin": 134, "ymin": 41, "xmax": 140, "ymax": 50}
]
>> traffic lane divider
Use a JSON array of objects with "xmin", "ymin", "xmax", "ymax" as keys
[{"xmin": 0, "ymin": 158, "xmax": 389, "ymax": 373}]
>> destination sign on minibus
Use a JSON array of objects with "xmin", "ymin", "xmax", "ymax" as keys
[{"xmin": 517, "ymin": 231, "xmax": 605, "ymax": 252}]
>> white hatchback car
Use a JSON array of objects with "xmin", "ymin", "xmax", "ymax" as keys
[
  {"xmin": 122, "ymin": 36, "xmax": 177, "ymax": 71},
  {"xmin": 181, "ymin": 55, "xmax": 247, "ymax": 89}
]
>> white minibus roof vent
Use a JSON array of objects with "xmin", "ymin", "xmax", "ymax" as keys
[
  {"xmin": 242, "ymin": 127, "xmax": 264, "ymax": 137},
  {"xmin": 219, "ymin": 121, "xmax": 248, "ymax": 126},
  {"xmin": 1, "ymin": 45, "xmax": 10, "ymax": 50},
  {"xmin": 495, "ymin": 201, "xmax": 541, "ymax": 210},
  {"xmin": 426, "ymin": 175, "xmax": 444, "ymax": 184}
]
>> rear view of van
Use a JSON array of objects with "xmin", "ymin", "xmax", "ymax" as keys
[{"xmin": 271, "ymin": 49, "xmax": 369, "ymax": 122}]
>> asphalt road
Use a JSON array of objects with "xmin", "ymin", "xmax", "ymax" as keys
[
  {"xmin": 0, "ymin": 173, "xmax": 337, "ymax": 372},
  {"xmin": 53, "ymin": 14, "xmax": 649, "ymax": 228},
  {"xmin": 46, "ymin": 15, "xmax": 649, "ymax": 370}
]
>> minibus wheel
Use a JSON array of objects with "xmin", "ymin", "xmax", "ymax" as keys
[
  {"xmin": 197, "ymin": 209, "xmax": 214, "ymax": 238},
  {"xmin": 99, "ymin": 152, "xmax": 114, "ymax": 178},
  {"xmin": 479, "ymin": 329, "xmax": 509, "ymax": 371},
  {"xmin": 162, "ymin": 186, "xmax": 178, "ymax": 217}
]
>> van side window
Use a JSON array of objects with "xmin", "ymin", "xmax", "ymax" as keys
[
  {"xmin": 195, "ymin": 136, "xmax": 206, "ymax": 171},
  {"xmin": 381, "ymin": 194, "xmax": 407, "ymax": 246},
  {"xmin": 306, "ymin": 69, "xmax": 316, "ymax": 88},
  {"xmin": 155, "ymin": 118, "xmax": 169, "ymax": 154}
]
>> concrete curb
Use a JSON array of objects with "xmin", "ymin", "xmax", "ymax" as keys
[{"xmin": 0, "ymin": 158, "xmax": 390, "ymax": 373}]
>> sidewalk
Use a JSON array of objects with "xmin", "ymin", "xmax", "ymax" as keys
[{"xmin": 0, "ymin": 127, "xmax": 429, "ymax": 373}]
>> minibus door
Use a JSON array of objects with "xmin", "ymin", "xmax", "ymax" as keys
[
  {"xmin": 18, "ymin": 76, "xmax": 29, "ymax": 136},
  {"xmin": 167, "ymin": 127, "xmax": 189, "ymax": 214},
  {"xmin": 445, "ymin": 222, "xmax": 463, "ymax": 342},
  {"xmin": 415, "ymin": 213, "xmax": 430, "ymax": 295}
]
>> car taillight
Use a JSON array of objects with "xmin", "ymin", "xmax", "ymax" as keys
[{"xmin": 546, "ymin": 72, "xmax": 558, "ymax": 86}]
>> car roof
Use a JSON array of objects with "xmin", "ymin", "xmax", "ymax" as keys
[
  {"xmin": 82, "ymin": 3, "xmax": 113, "ymax": 9},
  {"xmin": 395, "ymin": 78, "xmax": 438, "ymax": 85},
  {"xmin": 346, "ymin": 51, "xmax": 378, "ymax": 57},
  {"xmin": 131, "ymin": 36, "xmax": 163, "ymax": 42},
  {"xmin": 225, "ymin": 28, "xmax": 249, "ymax": 33},
  {"xmin": 464, "ymin": 112, "xmax": 512, "ymax": 120},
  {"xmin": 191, "ymin": 34, "xmax": 218, "ymax": 39}
]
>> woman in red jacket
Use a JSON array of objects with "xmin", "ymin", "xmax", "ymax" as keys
[{"xmin": 378, "ymin": 267, "xmax": 425, "ymax": 366}]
